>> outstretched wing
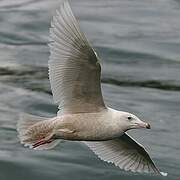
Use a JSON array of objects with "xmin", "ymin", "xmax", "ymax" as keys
[
  {"xmin": 84, "ymin": 133, "xmax": 167, "ymax": 176},
  {"xmin": 48, "ymin": 1, "xmax": 105, "ymax": 114}
]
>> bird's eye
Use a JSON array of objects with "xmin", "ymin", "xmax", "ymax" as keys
[{"xmin": 128, "ymin": 116, "xmax": 132, "ymax": 120}]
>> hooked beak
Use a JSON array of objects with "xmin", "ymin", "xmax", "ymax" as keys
[
  {"xmin": 132, "ymin": 119, "xmax": 151, "ymax": 129},
  {"xmin": 138, "ymin": 121, "xmax": 151, "ymax": 129},
  {"xmin": 146, "ymin": 123, "xmax": 151, "ymax": 129}
]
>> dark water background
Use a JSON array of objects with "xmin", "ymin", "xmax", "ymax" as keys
[{"xmin": 0, "ymin": 0, "xmax": 180, "ymax": 179}]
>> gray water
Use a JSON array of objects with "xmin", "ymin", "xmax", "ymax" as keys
[{"xmin": 0, "ymin": 0, "xmax": 180, "ymax": 179}]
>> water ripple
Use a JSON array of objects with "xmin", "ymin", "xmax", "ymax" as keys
[{"xmin": 0, "ymin": 65, "xmax": 180, "ymax": 93}]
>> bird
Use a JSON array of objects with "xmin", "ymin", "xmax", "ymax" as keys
[{"xmin": 17, "ymin": 0, "xmax": 167, "ymax": 176}]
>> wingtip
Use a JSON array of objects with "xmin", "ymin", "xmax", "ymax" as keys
[
  {"xmin": 59, "ymin": 0, "xmax": 70, "ymax": 10},
  {"xmin": 160, "ymin": 171, "xmax": 168, "ymax": 177},
  {"xmin": 153, "ymin": 163, "xmax": 167, "ymax": 177}
]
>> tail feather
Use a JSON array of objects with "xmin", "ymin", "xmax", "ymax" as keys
[
  {"xmin": 17, "ymin": 113, "xmax": 60, "ymax": 150},
  {"xmin": 17, "ymin": 113, "xmax": 48, "ymax": 135}
]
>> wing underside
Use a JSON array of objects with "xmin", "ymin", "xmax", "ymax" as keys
[
  {"xmin": 48, "ymin": 1, "xmax": 105, "ymax": 114},
  {"xmin": 84, "ymin": 133, "xmax": 167, "ymax": 176}
]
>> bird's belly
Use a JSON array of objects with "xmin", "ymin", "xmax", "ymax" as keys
[
  {"xmin": 60, "ymin": 130, "xmax": 117, "ymax": 141},
  {"xmin": 60, "ymin": 123, "xmax": 122, "ymax": 141},
  {"xmin": 56, "ymin": 111, "xmax": 122, "ymax": 141}
]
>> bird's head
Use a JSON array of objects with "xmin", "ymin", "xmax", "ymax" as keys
[{"xmin": 117, "ymin": 111, "xmax": 151, "ymax": 131}]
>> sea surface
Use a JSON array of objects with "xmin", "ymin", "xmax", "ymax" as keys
[{"xmin": 0, "ymin": 0, "xmax": 180, "ymax": 180}]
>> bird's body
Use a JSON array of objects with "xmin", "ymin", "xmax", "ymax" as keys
[
  {"xmin": 51, "ymin": 109, "xmax": 116, "ymax": 141},
  {"xmin": 23, "ymin": 108, "xmax": 128, "ymax": 142},
  {"xmin": 17, "ymin": 0, "xmax": 167, "ymax": 176}
]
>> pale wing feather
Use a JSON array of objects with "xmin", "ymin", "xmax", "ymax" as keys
[
  {"xmin": 84, "ymin": 133, "xmax": 167, "ymax": 176},
  {"xmin": 49, "ymin": 1, "xmax": 105, "ymax": 114}
]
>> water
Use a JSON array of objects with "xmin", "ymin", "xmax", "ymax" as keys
[{"xmin": 0, "ymin": 0, "xmax": 180, "ymax": 179}]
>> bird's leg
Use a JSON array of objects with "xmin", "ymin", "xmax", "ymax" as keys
[
  {"xmin": 32, "ymin": 133, "xmax": 54, "ymax": 148},
  {"xmin": 32, "ymin": 138, "xmax": 53, "ymax": 148}
]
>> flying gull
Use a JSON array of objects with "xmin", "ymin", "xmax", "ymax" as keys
[{"xmin": 17, "ymin": 1, "xmax": 167, "ymax": 176}]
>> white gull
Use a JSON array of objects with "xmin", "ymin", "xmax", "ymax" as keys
[{"xmin": 17, "ymin": 1, "xmax": 167, "ymax": 176}]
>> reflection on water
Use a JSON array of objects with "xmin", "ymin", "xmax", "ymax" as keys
[{"xmin": 0, "ymin": 0, "xmax": 180, "ymax": 180}]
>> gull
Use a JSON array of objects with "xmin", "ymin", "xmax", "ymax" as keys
[{"xmin": 17, "ymin": 1, "xmax": 167, "ymax": 176}]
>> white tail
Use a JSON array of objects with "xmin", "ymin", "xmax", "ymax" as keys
[{"xmin": 17, "ymin": 113, "xmax": 60, "ymax": 150}]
